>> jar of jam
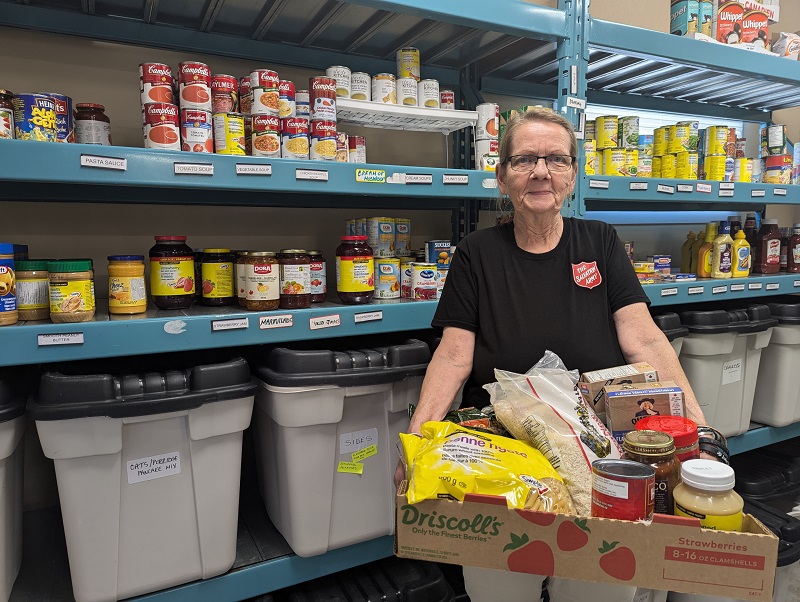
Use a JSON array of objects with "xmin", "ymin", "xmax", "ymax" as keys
[
  {"xmin": 149, "ymin": 236, "xmax": 195, "ymax": 310},
  {"xmin": 308, "ymin": 250, "xmax": 327, "ymax": 303},
  {"xmin": 236, "ymin": 251, "xmax": 250, "ymax": 307},
  {"xmin": 201, "ymin": 248, "xmax": 236, "ymax": 306},
  {"xmin": 636, "ymin": 415, "xmax": 700, "ymax": 462},
  {"xmin": 245, "ymin": 252, "xmax": 280, "ymax": 311},
  {"xmin": 278, "ymin": 249, "xmax": 311, "ymax": 309},
  {"xmin": 336, "ymin": 236, "xmax": 374, "ymax": 305},
  {"xmin": 107, "ymin": 255, "xmax": 147, "ymax": 315},
  {"xmin": 74, "ymin": 103, "xmax": 112, "ymax": 145},
  {"xmin": 623, "ymin": 430, "xmax": 681, "ymax": 515},
  {"xmin": 47, "ymin": 259, "xmax": 95, "ymax": 323},
  {"xmin": 194, "ymin": 249, "xmax": 204, "ymax": 299},
  {"xmin": 0, "ymin": 90, "xmax": 14, "ymax": 140}
]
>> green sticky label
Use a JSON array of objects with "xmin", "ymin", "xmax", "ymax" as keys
[
  {"xmin": 352, "ymin": 444, "xmax": 378, "ymax": 462},
  {"xmin": 337, "ymin": 461, "xmax": 364, "ymax": 475}
]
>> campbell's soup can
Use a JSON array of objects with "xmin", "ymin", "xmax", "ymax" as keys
[
  {"xmin": 676, "ymin": 151, "xmax": 698, "ymax": 180},
  {"xmin": 239, "ymin": 77, "xmax": 252, "ymax": 114},
  {"xmin": 591, "ymin": 459, "xmax": 655, "ymax": 521},
  {"xmin": 47, "ymin": 93, "xmax": 74, "ymax": 143},
  {"xmin": 178, "ymin": 61, "xmax": 212, "ymax": 112},
  {"xmin": 351, "ymin": 73, "xmax": 371, "ymax": 101},
  {"xmin": 395, "ymin": 218, "xmax": 411, "ymax": 257},
  {"xmin": 372, "ymin": 73, "xmax": 396, "ymax": 105},
  {"xmin": 734, "ymin": 157, "xmax": 753, "ymax": 183},
  {"xmin": 12, "ymin": 93, "xmax": 56, "ymax": 142},
  {"xmin": 326, "ymin": 66, "xmax": 351, "ymax": 98},
  {"xmin": 440, "ymin": 89, "xmax": 455, "ymax": 110},
  {"xmin": 411, "ymin": 262, "xmax": 438, "ymax": 301},
  {"xmin": 212, "ymin": 112, "xmax": 246, "ymax": 155},
  {"xmin": 250, "ymin": 69, "xmax": 279, "ymax": 92},
  {"xmin": 143, "ymin": 102, "xmax": 180, "ymax": 150},
  {"xmin": 250, "ymin": 70, "xmax": 280, "ymax": 115},
  {"xmin": 281, "ymin": 117, "xmax": 309, "ymax": 159},
  {"xmin": 476, "ymin": 103, "xmax": 499, "ymax": 141},
  {"xmin": 336, "ymin": 132, "xmax": 349, "ymax": 162},
  {"xmin": 476, "ymin": 139, "xmax": 499, "ymax": 168},
  {"xmin": 309, "ymin": 77, "xmax": 337, "ymax": 122},
  {"xmin": 252, "ymin": 114, "xmax": 281, "ymax": 158},
  {"xmin": 400, "ymin": 258, "xmax": 414, "ymax": 298},
  {"xmin": 139, "ymin": 62, "xmax": 174, "ymax": 105},
  {"xmin": 296, "ymin": 89, "xmax": 310, "ymax": 117},
  {"xmin": 397, "ymin": 47, "xmax": 421, "ymax": 81},
  {"xmin": 367, "ymin": 217, "xmax": 396, "ymax": 257},
  {"xmin": 211, "ymin": 74, "xmax": 238, "ymax": 114},
  {"xmin": 660, "ymin": 153, "xmax": 677, "ymax": 179},
  {"xmin": 375, "ymin": 258, "xmax": 401, "ymax": 299},
  {"xmin": 180, "ymin": 109, "xmax": 213, "ymax": 153},
  {"xmin": 348, "ymin": 135, "xmax": 367, "ymax": 163},
  {"xmin": 278, "ymin": 80, "xmax": 296, "ymax": 119},
  {"xmin": 243, "ymin": 114, "xmax": 252, "ymax": 155},
  {"xmin": 595, "ymin": 115, "xmax": 618, "ymax": 150},
  {"xmin": 310, "ymin": 120, "xmax": 337, "ymax": 161},
  {"xmin": 418, "ymin": 79, "xmax": 440, "ymax": 108},
  {"xmin": 397, "ymin": 77, "xmax": 418, "ymax": 106}
]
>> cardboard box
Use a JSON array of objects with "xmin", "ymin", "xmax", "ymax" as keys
[
  {"xmin": 395, "ymin": 486, "xmax": 778, "ymax": 601},
  {"xmin": 578, "ymin": 363, "xmax": 658, "ymax": 414},
  {"xmin": 714, "ymin": 0, "xmax": 773, "ymax": 48},
  {"xmin": 671, "ymin": 0, "xmax": 701, "ymax": 36},
  {"xmin": 603, "ymin": 381, "xmax": 686, "ymax": 443},
  {"xmin": 647, "ymin": 254, "xmax": 672, "ymax": 274}
]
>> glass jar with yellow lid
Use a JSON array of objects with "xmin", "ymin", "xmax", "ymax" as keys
[
  {"xmin": 48, "ymin": 259, "xmax": 95, "ymax": 323},
  {"xmin": 108, "ymin": 255, "xmax": 147, "ymax": 315}
]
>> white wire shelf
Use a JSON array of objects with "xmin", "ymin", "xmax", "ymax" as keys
[{"xmin": 336, "ymin": 98, "xmax": 478, "ymax": 134}]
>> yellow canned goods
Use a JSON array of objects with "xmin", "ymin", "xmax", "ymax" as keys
[
  {"xmin": 677, "ymin": 121, "xmax": 699, "ymax": 151},
  {"xmin": 670, "ymin": 124, "xmax": 689, "ymax": 154},
  {"xmin": 596, "ymin": 115, "xmax": 619, "ymax": 149},
  {"xmin": 706, "ymin": 126, "xmax": 728, "ymax": 156},
  {"xmin": 602, "ymin": 148, "xmax": 626, "ymax": 176},
  {"xmin": 396, "ymin": 47, "xmax": 421, "ymax": 81},
  {"xmin": 653, "ymin": 126, "xmax": 668, "ymax": 156},
  {"xmin": 676, "ymin": 151, "xmax": 699, "ymax": 180},
  {"xmin": 704, "ymin": 154, "xmax": 727, "ymax": 181},
  {"xmin": 212, "ymin": 112, "xmax": 246, "ymax": 155},
  {"xmin": 661, "ymin": 153, "xmax": 677, "ymax": 178},
  {"xmin": 624, "ymin": 149, "xmax": 639, "ymax": 176},
  {"xmin": 734, "ymin": 158, "xmax": 753, "ymax": 183},
  {"xmin": 652, "ymin": 155, "xmax": 662, "ymax": 174},
  {"xmin": 585, "ymin": 151, "xmax": 599, "ymax": 175},
  {"xmin": 585, "ymin": 120, "xmax": 596, "ymax": 141},
  {"xmin": 583, "ymin": 139, "xmax": 596, "ymax": 154},
  {"xmin": 638, "ymin": 157, "xmax": 653, "ymax": 178},
  {"xmin": 666, "ymin": 125, "xmax": 678, "ymax": 153}
]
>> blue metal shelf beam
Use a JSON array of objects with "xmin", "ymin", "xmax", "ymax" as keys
[
  {"xmin": 728, "ymin": 424, "xmax": 800, "ymax": 456},
  {"xmin": 646, "ymin": 274, "xmax": 800, "ymax": 307}
]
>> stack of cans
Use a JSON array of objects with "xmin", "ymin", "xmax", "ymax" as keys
[
  {"xmin": 475, "ymin": 103, "xmax": 499, "ymax": 171},
  {"xmin": 140, "ymin": 62, "xmax": 181, "ymax": 151}
]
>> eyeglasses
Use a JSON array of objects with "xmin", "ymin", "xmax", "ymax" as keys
[{"xmin": 505, "ymin": 154, "xmax": 575, "ymax": 172}]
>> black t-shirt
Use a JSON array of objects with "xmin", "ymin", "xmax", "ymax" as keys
[{"xmin": 432, "ymin": 218, "xmax": 650, "ymax": 408}]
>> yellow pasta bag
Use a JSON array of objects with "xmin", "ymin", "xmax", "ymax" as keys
[{"xmin": 400, "ymin": 421, "xmax": 575, "ymax": 513}]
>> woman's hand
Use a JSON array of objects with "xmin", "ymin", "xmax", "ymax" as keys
[{"xmin": 394, "ymin": 459, "xmax": 406, "ymax": 489}]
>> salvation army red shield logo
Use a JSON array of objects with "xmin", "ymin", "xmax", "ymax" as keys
[{"xmin": 572, "ymin": 261, "xmax": 602, "ymax": 289}]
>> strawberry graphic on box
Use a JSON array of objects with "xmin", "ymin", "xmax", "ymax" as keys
[
  {"xmin": 598, "ymin": 540, "xmax": 636, "ymax": 581},
  {"xmin": 504, "ymin": 533, "xmax": 554, "ymax": 575}
]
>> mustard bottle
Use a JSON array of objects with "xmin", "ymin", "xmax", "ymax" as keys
[
  {"xmin": 674, "ymin": 460, "xmax": 743, "ymax": 532},
  {"xmin": 696, "ymin": 222, "xmax": 718, "ymax": 278},
  {"xmin": 681, "ymin": 231, "xmax": 696, "ymax": 273},
  {"xmin": 732, "ymin": 230, "xmax": 751, "ymax": 278},
  {"xmin": 711, "ymin": 221, "xmax": 734, "ymax": 279},
  {"xmin": 690, "ymin": 228, "xmax": 705, "ymax": 275}
]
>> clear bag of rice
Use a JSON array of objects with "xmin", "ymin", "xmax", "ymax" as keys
[{"xmin": 485, "ymin": 351, "xmax": 621, "ymax": 515}]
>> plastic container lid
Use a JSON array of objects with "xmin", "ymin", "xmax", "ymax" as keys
[
  {"xmin": 0, "ymin": 243, "xmax": 14, "ymax": 255},
  {"xmin": 636, "ymin": 415, "xmax": 698, "ymax": 449},
  {"xmin": 107, "ymin": 255, "xmax": 144, "ymax": 262},
  {"xmin": 763, "ymin": 218, "xmax": 779, "ymax": 225},
  {"xmin": 278, "ymin": 249, "xmax": 308, "ymax": 254},
  {"xmin": 679, "ymin": 305, "xmax": 776, "ymax": 335},
  {"xmin": 154, "ymin": 236, "xmax": 187, "ymax": 241},
  {"xmin": 718, "ymin": 220, "xmax": 731, "ymax": 234},
  {"xmin": 202, "ymin": 248, "xmax": 232, "ymax": 254},
  {"xmin": 651, "ymin": 312, "xmax": 689, "ymax": 341},
  {"xmin": 0, "ymin": 372, "xmax": 29, "ymax": 424},
  {"xmin": 681, "ymin": 459, "xmax": 735, "ymax": 491},
  {"xmin": 76, "ymin": 103, "xmax": 105, "ymax": 110},
  {"xmin": 767, "ymin": 302, "xmax": 800, "ymax": 325},
  {"xmin": 622, "ymin": 430, "xmax": 675, "ymax": 456},
  {"xmin": 15, "ymin": 260, "xmax": 49, "ymax": 271},
  {"xmin": 47, "ymin": 260, "xmax": 93, "ymax": 273},
  {"xmin": 743, "ymin": 498, "xmax": 800, "ymax": 567}
]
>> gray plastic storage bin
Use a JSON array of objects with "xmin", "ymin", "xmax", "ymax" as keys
[
  {"xmin": 250, "ymin": 338, "xmax": 431, "ymax": 557},
  {"xmin": 29, "ymin": 355, "xmax": 257, "ymax": 602},
  {"xmin": 0, "ymin": 377, "xmax": 25, "ymax": 602},
  {"xmin": 653, "ymin": 312, "xmax": 689, "ymax": 356}
]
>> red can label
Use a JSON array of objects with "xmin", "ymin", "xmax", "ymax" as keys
[
  {"xmin": 139, "ymin": 63, "xmax": 174, "ymax": 104},
  {"xmin": 211, "ymin": 75, "xmax": 239, "ymax": 114},
  {"xmin": 239, "ymin": 77, "xmax": 253, "ymax": 114},
  {"xmin": 180, "ymin": 109, "xmax": 213, "ymax": 153},
  {"xmin": 179, "ymin": 62, "xmax": 211, "ymax": 84},
  {"xmin": 281, "ymin": 117, "xmax": 309, "ymax": 159},
  {"xmin": 309, "ymin": 77, "xmax": 337, "ymax": 122},
  {"xmin": 250, "ymin": 69, "xmax": 279, "ymax": 90},
  {"xmin": 143, "ymin": 102, "xmax": 180, "ymax": 150},
  {"xmin": 591, "ymin": 461, "xmax": 655, "ymax": 521},
  {"xmin": 440, "ymin": 89, "xmax": 455, "ymax": 109},
  {"xmin": 279, "ymin": 80, "xmax": 296, "ymax": 118},
  {"xmin": 179, "ymin": 62, "xmax": 211, "ymax": 111},
  {"xmin": 252, "ymin": 114, "xmax": 281, "ymax": 157},
  {"xmin": 281, "ymin": 117, "xmax": 309, "ymax": 135},
  {"xmin": 310, "ymin": 120, "xmax": 337, "ymax": 161}
]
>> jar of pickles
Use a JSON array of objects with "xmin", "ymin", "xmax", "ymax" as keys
[
  {"xmin": 278, "ymin": 249, "xmax": 311, "ymax": 309},
  {"xmin": 245, "ymin": 252, "xmax": 280, "ymax": 311},
  {"xmin": 623, "ymin": 430, "xmax": 681, "ymax": 515}
]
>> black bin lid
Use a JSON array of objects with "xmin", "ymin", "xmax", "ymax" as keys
[
  {"xmin": 768, "ymin": 302, "xmax": 800, "ymax": 325},
  {"xmin": 652, "ymin": 312, "xmax": 689, "ymax": 342},
  {"xmin": 743, "ymin": 498, "xmax": 800, "ymax": 567},
  {"xmin": 732, "ymin": 449, "xmax": 800, "ymax": 501},
  {"xmin": 680, "ymin": 304, "xmax": 776, "ymax": 335}
]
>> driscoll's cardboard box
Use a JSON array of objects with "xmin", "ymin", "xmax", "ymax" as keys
[
  {"xmin": 578, "ymin": 362, "xmax": 658, "ymax": 415},
  {"xmin": 603, "ymin": 381, "xmax": 686, "ymax": 443},
  {"xmin": 395, "ymin": 486, "xmax": 779, "ymax": 601}
]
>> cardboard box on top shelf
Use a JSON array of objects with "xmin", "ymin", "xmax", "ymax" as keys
[
  {"xmin": 395, "ymin": 484, "xmax": 779, "ymax": 601},
  {"xmin": 578, "ymin": 362, "xmax": 658, "ymax": 415},
  {"xmin": 523, "ymin": 0, "xmax": 671, "ymax": 33},
  {"xmin": 713, "ymin": 0, "xmax": 777, "ymax": 49}
]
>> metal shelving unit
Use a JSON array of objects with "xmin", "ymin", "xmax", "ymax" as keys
[{"xmin": 645, "ymin": 273, "xmax": 800, "ymax": 307}]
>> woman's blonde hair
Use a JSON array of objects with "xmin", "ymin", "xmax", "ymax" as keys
[{"xmin": 497, "ymin": 108, "xmax": 578, "ymax": 165}]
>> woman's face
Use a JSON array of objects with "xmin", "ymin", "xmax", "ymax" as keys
[{"xmin": 497, "ymin": 121, "xmax": 577, "ymax": 217}]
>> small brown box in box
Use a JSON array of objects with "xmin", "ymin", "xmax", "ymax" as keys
[
  {"xmin": 603, "ymin": 380, "xmax": 686, "ymax": 444},
  {"xmin": 578, "ymin": 362, "xmax": 658, "ymax": 414}
]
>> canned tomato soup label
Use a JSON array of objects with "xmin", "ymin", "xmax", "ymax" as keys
[
  {"xmin": 310, "ymin": 120, "xmax": 337, "ymax": 161},
  {"xmin": 252, "ymin": 114, "xmax": 281, "ymax": 157},
  {"xmin": 211, "ymin": 75, "xmax": 238, "ymax": 114},
  {"xmin": 397, "ymin": 47, "xmax": 421, "ymax": 81},
  {"xmin": 375, "ymin": 258, "xmax": 400, "ymax": 298},
  {"xmin": 351, "ymin": 73, "xmax": 371, "ymax": 101},
  {"xmin": 591, "ymin": 459, "xmax": 655, "ymax": 521},
  {"xmin": 326, "ymin": 66, "xmax": 351, "ymax": 98},
  {"xmin": 239, "ymin": 77, "xmax": 252, "ymax": 114},
  {"xmin": 440, "ymin": 89, "xmax": 455, "ymax": 110},
  {"xmin": 178, "ymin": 62, "xmax": 212, "ymax": 111},
  {"xmin": 395, "ymin": 218, "xmax": 411, "ymax": 257},
  {"xmin": 278, "ymin": 80, "xmax": 296, "ymax": 118},
  {"xmin": 140, "ymin": 63, "xmax": 174, "ymax": 105},
  {"xmin": 13, "ymin": 94, "xmax": 56, "ymax": 142},
  {"xmin": 411, "ymin": 263, "xmax": 438, "ymax": 300},
  {"xmin": 213, "ymin": 112, "xmax": 246, "ymax": 155},
  {"xmin": 372, "ymin": 74, "xmax": 396, "ymax": 104},
  {"xmin": 143, "ymin": 102, "xmax": 180, "ymax": 150},
  {"xmin": 367, "ymin": 217, "xmax": 396, "ymax": 257},
  {"xmin": 476, "ymin": 103, "xmax": 499, "ymax": 140},
  {"xmin": 281, "ymin": 117, "xmax": 309, "ymax": 159},
  {"xmin": 180, "ymin": 109, "xmax": 213, "ymax": 153},
  {"xmin": 309, "ymin": 77, "xmax": 337, "ymax": 121},
  {"xmin": 418, "ymin": 79, "xmax": 440, "ymax": 108},
  {"xmin": 397, "ymin": 77, "xmax": 418, "ymax": 106}
]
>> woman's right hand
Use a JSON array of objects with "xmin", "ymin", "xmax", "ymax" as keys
[{"xmin": 394, "ymin": 459, "xmax": 406, "ymax": 490}]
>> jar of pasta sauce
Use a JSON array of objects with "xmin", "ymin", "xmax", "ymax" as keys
[
  {"xmin": 149, "ymin": 236, "xmax": 195, "ymax": 310},
  {"xmin": 308, "ymin": 250, "xmax": 326, "ymax": 303},
  {"xmin": 278, "ymin": 249, "xmax": 311, "ymax": 309},
  {"xmin": 75, "ymin": 103, "xmax": 112, "ymax": 145},
  {"xmin": 201, "ymin": 248, "xmax": 236, "ymax": 306},
  {"xmin": 107, "ymin": 255, "xmax": 147, "ymax": 315},
  {"xmin": 623, "ymin": 430, "xmax": 681, "ymax": 515},
  {"xmin": 336, "ymin": 236, "xmax": 374, "ymax": 305}
]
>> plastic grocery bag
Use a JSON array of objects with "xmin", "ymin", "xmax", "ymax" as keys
[
  {"xmin": 399, "ymin": 421, "xmax": 575, "ymax": 513},
  {"xmin": 485, "ymin": 351, "xmax": 621, "ymax": 516}
]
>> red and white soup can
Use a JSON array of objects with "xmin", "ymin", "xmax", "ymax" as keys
[
  {"xmin": 239, "ymin": 76, "xmax": 252, "ymax": 114},
  {"xmin": 309, "ymin": 77, "xmax": 337, "ymax": 122},
  {"xmin": 252, "ymin": 114, "xmax": 281, "ymax": 158},
  {"xmin": 139, "ymin": 62, "xmax": 174, "ymax": 106},
  {"xmin": 180, "ymin": 109, "xmax": 213, "ymax": 153},
  {"xmin": 178, "ymin": 61, "xmax": 212, "ymax": 112},
  {"xmin": 143, "ymin": 102, "xmax": 180, "ymax": 150}
]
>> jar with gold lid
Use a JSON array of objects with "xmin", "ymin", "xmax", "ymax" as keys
[{"xmin": 623, "ymin": 429, "xmax": 681, "ymax": 515}]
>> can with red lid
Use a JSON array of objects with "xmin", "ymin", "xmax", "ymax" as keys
[
  {"xmin": 252, "ymin": 114, "xmax": 281, "ymax": 158},
  {"xmin": 211, "ymin": 74, "xmax": 238, "ymax": 114},
  {"xmin": 239, "ymin": 76, "xmax": 252, "ymax": 114},
  {"xmin": 180, "ymin": 109, "xmax": 213, "ymax": 153},
  {"xmin": 139, "ymin": 62, "xmax": 174, "ymax": 105},
  {"xmin": 310, "ymin": 120, "xmax": 337, "ymax": 161},
  {"xmin": 281, "ymin": 117, "xmax": 309, "ymax": 159},
  {"xmin": 178, "ymin": 61, "xmax": 212, "ymax": 112},
  {"xmin": 348, "ymin": 135, "xmax": 366, "ymax": 163},
  {"xmin": 636, "ymin": 415, "xmax": 700, "ymax": 462},
  {"xmin": 591, "ymin": 459, "xmax": 655, "ymax": 521},
  {"xmin": 143, "ymin": 102, "xmax": 180, "ymax": 150},
  {"xmin": 250, "ymin": 69, "xmax": 280, "ymax": 115},
  {"xmin": 309, "ymin": 77, "xmax": 337, "ymax": 122},
  {"xmin": 278, "ymin": 80, "xmax": 296, "ymax": 119}
]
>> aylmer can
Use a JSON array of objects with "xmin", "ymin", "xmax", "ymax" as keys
[
  {"xmin": 309, "ymin": 77, "xmax": 337, "ymax": 122},
  {"xmin": 212, "ymin": 112, "xmax": 246, "ymax": 155},
  {"xmin": 143, "ymin": 102, "xmax": 180, "ymax": 150},
  {"xmin": 12, "ymin": 93, "xmax": 56, "ymax": 142},
  {"xmin": 211, "ymin": 74, "xmax": 239, "ymax": 114},
  {"xmin": 45, "ymin": 93, "xmax": 74, "ymax": 143},
  {"xmin": 251, "ymin": 114, "xmax": 281, "ymax": 158},
  {"xmin": 180, "ymin": 109, "xmax": 213, "ymax": 153},
  {"xmin": 375, "ymin": 258, "xmax": 401, "ymax": 299},
  {"xmin": 178, "ymin": 61, "xmax": 212, "ymax": 112},
  {"xmin": 591, "ymin": 459, "xmax": 655, "ymax": 521},
  {"xmin": 309, "ymin": 120, "xmax": 337, "ymax": 161},
  {"xmin": 139, "ymin": 62, "xmax": 174, "ymax": 105}
]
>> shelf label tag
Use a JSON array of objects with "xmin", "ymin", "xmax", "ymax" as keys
[
  {"xmin": 259, "ymin": 314, "xmax": 294, "ymax": 329},
  {"xmin": 774, "ymin": 188, "xmax": 788, "ymax": 196},
  {"xmin": 570, "ymin": 65, "xmax": 578, "ymax": 94},
  {"xmin": 406, "ymin": 173, "xmax": 433, "ymax": 184},
  {"xmin": 718, "ymin": 190, "xmax": 734, "ymax": 197},
  {"xmin": 565, "ymin": 96, "xmax": 586, "ymax": 110},
  {"xmin": 751, "ymin": 189, "xmax": 766, "ymax": 197},
  {"xmin": 443, "ymin": 174, "xmax": 469, "ymax": 185},
  {"xmin": 211, "ymin": 317, "xmax": 249, "ymax": 331},
  {"xmin": 37, "ymin": 333, "xmax": 84, "ymax": 346},
  {"xmin": 127, "ymin": 451, "xmax": 181, "ymax": 484},
  {"xmin": 712, "ymin": 285, "xmax": 728, "ymax": 294},
  {"xmin": 748, "ymin": 282, "xmax": 763, "ymax": 290},
  {"xmin": 355, "ymin": 168, "xmax": 386, "ymax": 183},
  {"xmin": 696, "ymin": 183, "xmax": 712, "ymax": 193},
  {"xmin": 795, "ymin": 280, "xmax": 800, "ymax": 288},
  {"xmin": 481, "ymin": 178, "xmax": 497, "ymax": 189},
  {"xmin": 337, "ymin": 461, "xmax": 364, "ymax": 475},
  {"xmin": 354, "ymin": 310, "xmax": 383, "ymax": 324},
  {"xmin": 688, "ymin": 286, "xmax": 704, "ymax": 295},
  {"xmin": 589, "ymin": 180, "xmax": 609, "ymax": 189},
  {"xmin": 719, "ymin": 182, "xmax": 735, "ymax": 190},
  {"xmin": 236, "ymin": 163, "xmax": 272, "ymax": 176},
  {"xmin": 352, "ymin": 444, "xmax": 378, "ymax": 463},
  {"xmin": 296, "ymin": 168, "xmax": 328, "ymax": 181},
  {"xmin": 310, "ymin": 314, "xmax": 341, "ymax": 330},
  {"xmin": 677, "ymin": 184, "xmax": 693, "ymax": 193},
  {"xmin": 657, "ymin": 184, "xmax": 675, "ymax": 194},
  {"xmin": 766, "ymin": 283, "xmax": 780, "ymax": 291},
  {"xmin": 629, "ymin": 182, "xmax": 648, "ymax": 191},
  {"xmin": 730, "ymin": 283, "xmax": 745, "ymax": 291},
  {"xmin": 661, "ymin": 288, "xmax": 678, "ymax": 297},
  {"xmin": 80, "ymin": 154, "xmax": 127, "ymax": 170},
  {"xmin": 174, "ymin": 162, "xmax": 214, "ymax": 175}
]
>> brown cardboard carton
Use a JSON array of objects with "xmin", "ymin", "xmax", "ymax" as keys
[
  {"xmin": 602, "ymin": 381, "xmax": 686, "ymax": 443},
  {"xmin": 578, "ymin": 362, "xmax": 658, "ymax": 414},
  {"xmin": 395, "ymin": 486, "xmax": 778, "ymax": 601}
]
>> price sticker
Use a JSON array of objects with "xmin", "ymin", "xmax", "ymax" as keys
[
  {"xmin": 310, "ymin": 314, "xmax": 341, "ymax": 330},
  {"xmin": 677, "ymin": 184, "xmax": 693, "ymax": 193},
  {"xmin": 629, "ymin": 182, "xmax": 648, "ymax": 191},
  {"xmin": 712, "ymin": 285, "xmax": 728, "ymax": 294},
  {"xmin": 443, "ymin": 174, "xmax": 469, "ymax": 184},
  {"xmin": 38, "ymin": 333, "xmax": 84, "ymax": 346},
  {"xmin": 688, "ymin": 286, "xmax": 704, "ymax": 295},
  {"xmin": 589, "ymin": 180, "xmax": 610, "ymax": 189},
  {"xmin": 748, "ymin": 282, "xmax": 763, "ymax": 290},
  {"xmin": 657, "ymin": 184, "xmax": 675, "ymax": 194},
  {"xmin": 766, "ymin": 283, "xmax": 780, "ymax": 291},
  {"xmin": 730, "ymin": 283, "xmax": 745, "ymax": 291},
  {"xmin": 211, "ymin": 317, "xmax": 249, "ymax": 331}
]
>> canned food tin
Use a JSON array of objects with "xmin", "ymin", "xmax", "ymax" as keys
[
  {"xmin": 12, "ymin": 93, "xmax": 56, "ymax": 142},
  {"xmin": 584, "ymin": 120, "xmax": 596, "ymax": 142},
  {"xmin": 595, "ymin": 115, "xmax": 618, "ymax": 150},
  {"xmin": 336, "ymin": 132, "xmax": 349, "ymax": 162},
  {"xmin": 367, "ymin": 217, "xmax": 396, "ymax": 258},
  {"xmin": 375, "ymin": 258, "xmax": 401, "ymax": 298},
  {"xmin": 638, "ymin": 135, "xmax": 653, "ymax": 157},
  {"xmin": 661, "ymin": 153, "xmax": 677, "ymax": 179},
  {"xmin": 411, "ymin": 262, "xmax": 437, "ymax": 300},
  {"xmin": 252, "ymin": 114, "xmax": 281, "ymax": 157},
  {"xmin": 584, "ymin": 139, "xmax": 596, "ymax": 154},
  {"xmin": 251, "ymin": 86, "xmax": 280, "ymax": 116},
  {"xmin": 625, "ymin": 149, "xmax": 639, "ymax": 176},
  {"xmin": 47, "ymin": 93, "xmax": 74, "ymax": 143},
  {"xmin": 436, "ymin": 267, "xmax": 448, "ymax": 297},
  {"xmin": 310, "ymin": 120, "xmax": 337, "ymax": 161},
  {"xmin": 345, "ymin": 219, "xmax": 356, "ymax": 236},
  {"xmin": 372, "ymin": 73, "xmax": 397, "ymax": 105},
  {"xmin": 764, "ymin": 154, "xmax": 792, "ymax": 184},
  {"xmin": 624, "ymin": 242, "xmax": 634, "ymax": 262},
  {"xmin": 0, "ymin": 90, "xmax": 12, "ymax": 140},
  {"xmin": 397, "ymin": 47, "xmax": 421, "ymax": 81},
  {"xmin": 250, "ymin": 69, "xmax": 280, "ymax": 93},
  {"xmin": 653, "ymin": 126, "xmax": 668, "ymax": 157},
  {"xmin": 705, "ymin": 126, "xmax": 728, "ymax": 156},
  {"xmin": 395, "ymin": 218, "xmax": 411, "ymax": 257},
  {"xmin": 585, "ymin": 151, "xmax": 599, "ymax": 176},
  {"xmin": 676, "ymin": 151, "xmax": 698, "ymax": 180},
  {"xmin": 143, "ymin": 102, "xmax": 180, "ymax": 150},
  {"xmin": 652, "ymin": 156, "xmax": 662, "ymax": 175},
  {"xmin": 350, "ymin": 73, "xmax": 371, "ymax": 101},
  {"xmin": 211, "ymin": 74, "xmax": 238, "ymax": 114},
  {"xmin": 397, "ymin": 77, "xmax": 418, "ymax": 106},
  {"xmin": 440, "ymin": 89, "xmax": 455, "ymax": 110},
  {"xmin": 763, "ymin": 124, "xmax": 787, "ymax": 156},
  {"xmin": 591, "ymin": 459, "xmax": 655, "ymax": 521},
  {"xmin": 295, "ymin": 89, "xmax": 310, "ymax": 118},
  {"xmin": 476, "ymin": 103, "xmax": 499, "ymax": 140},
  {"xmin": 139, "ymin": 63, "xmax": 174, "ymax": 105},
  {"xmin": 476, "ymin": 139, "xmax": 499, "ymax": 168},
  {"xmin": 278, "ymin": 80, "xmax": 295, "ymax": 118},
  {"xmin": 618, "ymin": 116, "xmax": 639, "ymax": 150},
  {"xmin": 309, "ymin": 77, "xmax": 337, "ymax": 121},
  {"xmin": 356, "ymin": 217, "xmax": 367, "ymax": 236},
  {"xmin": 239, "ymin": 77, "xmax": 252, "ymax": 114},
  {"xmin": 638, "ymin": 157, "xmax": 653, "ymax": 177},
  {"xmin": 281, "ymin": 117, "xmax": 309, "ymax": 159},
  {"xmin": 674, "ymin": 120, "xmax": 699, "ymax": 153},
  {"xmin": 602, "ymin": 149, "xmax": 626, "ymax": 176},
  {"xmin": 400, "ymin": 258, "xmax": 414, "ymax": 298},
  {"xmin": 734, "ymin": 157, "xmax": 753, "ymax": 183},
  {"xmin": 418, "ymin": 79, "xmax": 440, "ymax": 108},
  {"xmin": 735, "ymin": 138, "xmax": 746, "ymax": 158},
  {"xmin": 348, "ymin": 135, "xmax": 367, "ymax": 163},
  {"xmin": 326, "ymin": 66, "xmax": 351, "ymax": 98},
  {"xmin": 178, "ymin": 62, "xmax": 212, "ymax": 111},
  {"xmin": 704, "ymin": 155, "xmax": 727, "ymax": 181},
  {"xmin": 180, "ymin": 109, "xmax": 213, "ymax": 153},
  {"xmin": 212, "ymin": 112, "xmax": 246, "ymax": 155}
]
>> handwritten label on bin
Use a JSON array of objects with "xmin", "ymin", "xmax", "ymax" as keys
[
  {"xmin": 657, "ymin": 184, "xmax": 675, "ymax": 194},
  {"xmin": 340, "ymin": 428, "xmax": 378, "ymax": 455},
  {"xmin": 337, "ymin": 461, "xmax": 364, "ymax": 475},
  {"xmin": 696, "ymin": 183, "xmax": 712, "ymax": 193},
  {"xmin": 310, "ymin": 314, "xmax": 341, "ymax": 330},
  {"xmin": 38, "ymin": 333, "xmax": 84, "ymax": 346},
  {"xmin": 352, "ymin": 444, "xmax": 378, "ymax": 462},
  {"xmin": 127, "ymin": 451, "xmax": 181, "ymax": 484}
]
